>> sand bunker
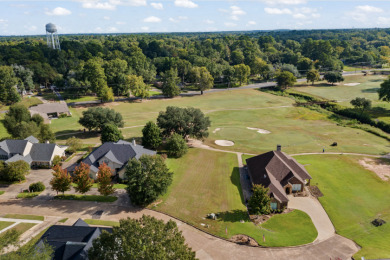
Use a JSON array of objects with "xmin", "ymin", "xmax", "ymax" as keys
[
  {"xmin": 247, "ymin": 127, "xmax": 271, "ymax": 134},
  {"xmin": 215, "ymin": 140, "xmax": 235, "ymax": 146},
  {"xmin": 213, "ymin": 128, "xmax": 221, "ymax": 134},
  {"xmin": 359, "ymin": 158, "xmax": 390, "ymax": 181},
  {"xmin": 344, "ymin": 83, "xmax": 361, "ymax": 86}
]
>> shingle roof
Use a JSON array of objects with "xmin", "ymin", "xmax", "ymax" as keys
[
  {"xmin": 24, "ymin": 135, "xmax": 39, "ymax": 143},
  {"xmin": 5, "ymin": 154, "xmax": 32, "ymax": 164},
  {"xmin": 0, "ymin": 140, "xmax": 29, "ymax": 154},
  {"xmin": 69, "ymin": 140, "xmax": 156, "ymax": 173},
  {"xmin": 73, "ymin": 219, "xmax": 89, "ymax": 227},
  {"xmin": 30, "ymin": 143, "xmax": 56, "ymax": 162},
  {"xmin": 29, "ymin": 103, "xmax": 69, "ymax": 114},
  {"xmin": 246, "ymin": 150, "xmax": 312, "ymax": 203}
]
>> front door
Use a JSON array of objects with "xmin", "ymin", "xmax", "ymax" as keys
[{"xmin": 285, "ymin": 187, "xmax": 291, "ymax": 194}]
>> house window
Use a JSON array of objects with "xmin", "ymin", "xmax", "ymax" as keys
[
  {"xmin": 292, "ymin": 184, "xmax": 302, "ymax": 191},
  {"xmin": 270, "ymin": 202, "xmax": 278, "ymax": 210}
]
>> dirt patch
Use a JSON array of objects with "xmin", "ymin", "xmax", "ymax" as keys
[
  {"xmin": 308, "ymin": 186, "xmax": 323, "ymax": 198},
  {"xmin": 344, "ymin": 83, "xmax": 361, "ymax": 86},
  {"xmin": 250, "ymin": 208, "xmax": 294, "ymax": 225},
  {"xmin": 229, "ymin": 235, "xmax": 259, "ymax": 247},
  {"xmin": 215, "ymin": 140, "xmax": 234, "ymax": 146},
  {"xmin": 213, "ymin": 128, "xmax": 221, "ymax": 134},
  {"xmin": 246, "ymin": 127, "xmax": 271, "ymax": 134},
  {"xmin": 359, "ymin": 158, "xmax": 390, "ymax": 181}
]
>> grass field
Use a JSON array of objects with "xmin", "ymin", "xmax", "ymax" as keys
[
  {"xmin": 84, "ymin": 219, "xmax": 120, "ymax": 226},
  {"xmin": 295, "ymin": 154, "xmax": 390, "ymax": 259},
  {"xmin": 16, "ymin": 191, "xmax": 42, "ymax": 199},
  {"xmin": 155, "ymin": 148, "xmax": 317, "ymax": 246},
  {"xmin": 293, "ymin": 75, "xmax": 390, "ymax": 123},
  {"xmin": 3, "ymin": 214, "xmax": 44, "ymax": 221},
  {"xmin": 0, "ymin": 222, "xmax": 36, "ymax": 251},
  {"xmin": 0, "ymin": 191, "xmax": 4, "ymax": 196},
  {"xmin": 0, "ymin": 221, "xmax": 14, "ymax": 231},
  {"xmin": 54, "ymin": 194, "xmax": 118, "ymax": 202},
  {"xmin": 71, "ymin": 183, "xmax": 127, "ymax": 189}
]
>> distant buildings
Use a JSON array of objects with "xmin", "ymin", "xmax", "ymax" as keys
[{"xmin": 29, "ymin": 103, "xmax": 70, "ymax": 123}]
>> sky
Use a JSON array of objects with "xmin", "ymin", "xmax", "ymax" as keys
[{"xmin": 0, "ymin": 0, "xmax": 390, "ymax": 35}]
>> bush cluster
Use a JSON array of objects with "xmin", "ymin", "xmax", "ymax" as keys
[{"xmin": 29, "ymin": 181, "xmax": 45, "ymax": 192}]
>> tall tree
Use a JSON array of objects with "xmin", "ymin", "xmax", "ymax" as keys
[
  {"xmin": 190, "ymin": 66, "xmax": 214, "ymax": 95},
  {"xmin": 350, "ymin": 97, "xmax": 372, "ymax": 115},
  {"xmin": 97, "ymin": 163, "xmax": 115, "ymax": 196},
  {"xmin": 161, "ymin": 68, "xmax": 180, "ymax": 98},
  {"xmin": 2, "ymin": 160, "xmax": 30, "ymax": 182},
  {"xmin": 88, "ymin": 215, "xmax": 196, "ymax": 260},
  {"xmin": 276, "ymin": 71, "xmax": 297, "ymax": 90},
  {"xmin": 141, "ymin": 121, "xmax": 162, "ymax": 149},
  {"xmin": 324, "ymin": 71, "xmax": 344, "ymax": 85},
  {"xmin": 79, "ymin": 107, "xmax": 124, "ymax": 131},
  {"xmin": 306, "ymin": 69, "xmax": 320, "ymax": 85},
  {"xmin": 38, "ymin": 124, "xmax": 55, "ymax": 143},
  {"xmin": 50, "ymin": 165, "xmax": 72, "ymax": 195},
  {"xmin": 73, "ymin": 162, "xmax": 94, "ymax": 194},
  {"xmin": 100, "ymin": 123, "xmax": 123, "ymax": 143},
  {"xmin": 233, "ymin": 64, "xmax": 251, "ymax": 85},
  {"xmin": 157, "ymin": 106, "xmax": 211, "ymax": 139},
  {"xmin": 248, "ymin": 184, "xmax": 271, "ymax": 215},
  {"xmin": 126, "ymin": 74, "xmax": 150, "ymax": 99},
  {"xmin": 379, "ymin": 76, "xmax": 390, "ymax": 102},
  {"xmin": 0, "ymin": 65, "xmax": 19, "ymax": 103},
  {"xmin": 166, "ymin": 133, "xmax": 188, "ymax": 158},
  {"xmin": 125, "ymin": 155, "xmax": 172, "ymax": 206},
  {"xmin": 104, "ymin": 58, "xmax": 129, "ymax": 96}
]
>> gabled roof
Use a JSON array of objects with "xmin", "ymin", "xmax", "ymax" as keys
[
  {"xmin": 73, "ymin": 219, "xmax": 89, "ymax": 227},
  {"xmin": 25, "ymin": 135, "xmax": 39, "ymax": 143},
  {"xmin": 0, "ymin": 140, "xmax": 29, "ymax": 154},
  {"xmin": 5, "ymin": 154, "xmax": 32, "ymax": 164},
  {"xmin": 30, "ymin": 143, "xmax": 56, "ymax": 162},
  {"xmin": 246, "ymin": 150, "xmax": 312, "ymax": 203},
  {"xmin": 68, "ymin": 140, "xmax": 156, "ymax": 173}
]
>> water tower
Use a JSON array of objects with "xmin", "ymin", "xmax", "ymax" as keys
[{"xmin": 45, "ymin": 23, "xmax": 61, "ymax": 50}]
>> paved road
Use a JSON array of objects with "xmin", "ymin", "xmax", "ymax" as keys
[{"xmin": 0, "ymin": 199, "xmax": 359, "ymax": 259}]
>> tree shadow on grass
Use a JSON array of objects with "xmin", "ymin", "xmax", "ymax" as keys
[
  {"xmin": 368, "ymin": 106, "xmax": 390, "ymax": 119},
  {"xmin": 361, "ymin": 87, "xmax": 380, "ymax": 93},
  {"xmin": 55, "ymin": 131, "xmax": 99, "ymax": 141},
  {"xmin": 231, "ymin": 167, "xmax": 245, "ymax": 205},
  {"xmin": 216, "ymin": 209, "xmax": 250, "ymax": 223}
]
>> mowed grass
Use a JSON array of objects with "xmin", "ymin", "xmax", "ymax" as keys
[
  {"xmin": 0, "ymin": 221, "xmax": 15, "ymax": 231},
  {"xmin": 3, "ymin": 214, "xmax": 44, "ymax": 221},
  {"xmin": 204, "ymin": 106, "xmax": 389, "ymax": 155},
  {"xmin": 295, "ymin": 155, "xmax": 390, "ymax": 259},
  {"xmin": 0, "ymin": 191, "xmax": 4, "ymax": 195},
  {"xmin": 155, "ymin": 148, "xmax": 317, "ymax": 246},
  {"xmin": 54, "ymin": 194, "xmax": 117, "ymax": 203},
  {"xmin": 292, "ymin": 75, "xmax": 390, "ymax": 123},
  {"xmin": 84, "ymin": 219, "xmax": 120, "ymax": 227}
]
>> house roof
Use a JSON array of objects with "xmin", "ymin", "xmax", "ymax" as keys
[
  {"xmin": 246, "ymin": 150, "xmax": 312, "ymax": 203},
  {"xmin": 29, "ymin": 103, "xmax": 69, "ymax": 115},
  {"xmin": 37, "ymin": 222, "xmax": 112, "ymax": 260},
  {"xmin": 5, "ymin": 154, "xmax": 32, "ymax": 164},
  {"xmin": 68, "ymin": 140, "xmax": 156, "ymax": 173},
  {"xmin": 25, "ymin": 135, "xmax": 39, "ymax": 143},
  {"xmin": 30, "ymin": 143, "xmax": 57, "ymax": 162},
  {"xmin": 0, "ymin": 140, "xmax": 29, "ymax": 154}
]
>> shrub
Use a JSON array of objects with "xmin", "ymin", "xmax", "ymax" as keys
[
  {"xmin": 166, "ymin": 133, "xmax": 188, "ymax": 158},
  {"xmin": 29, "ymin": 181, "xmax": 45, "ymax": 192}
]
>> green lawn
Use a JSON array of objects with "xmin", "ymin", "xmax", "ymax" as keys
[
  {"xmin": 58, "ymin": 218, "xmax": 68, "ymax": 223},
  {"xmin": 0, "ymin": 222, "xmax": 36, "ymax": 251},
  {"xmin": 0, "ymin": 191, "xmax": 4, "ymax": 196},
  {"xmin": 292, "ymin": 75, "xmax": 390, "ymax": 123},
  {"xmin": 155, "ymin": 148, "xmax": 317, "ymax": 246},
  {"xmin": 54, "ymin": 194, "xmax": 118, "ymax": 202},
  {"xmin": 16, "ymin": 191, "xmax": 42, "ymax": 199},
  {"xmin": 3, "ymin": 214, "xmax": 44, "ymax": 221},
  {"xmin": 84, "ymin": 219, "xmax": 120, "ymax": 227},
  {"xmin": 0, "ymin": 221, "xmax": 15, "ymax": 231},
  {"xmin": 295, "ymin": 155, "xmax": 390, "ymax": 259},
  {"xmin": 70, "ymin": 183, "xmax": 127, "ymax": 189}
]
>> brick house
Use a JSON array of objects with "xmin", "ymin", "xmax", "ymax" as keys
[{"xmin": 246, "ymin": 145, "xmax": 312, "ymax": 210}]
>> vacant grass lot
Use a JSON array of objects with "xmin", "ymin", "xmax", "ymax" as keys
[
  {"xmin": 2, "ymin": 214, "xmax": 44, "ymax": 221},
  {"xmin": 295, "ymin": 154, "xmax": 390, "ymax": 259},
  {"xmin": 293, "ymin": 75, "xmax": 390, "ymax": 123},
  {"xmin": 155, "ymin": 148, "xmax": 317, "ymax": 246},
  {"xmin": 0, "ymin": 221, "xmax": 14, "ymax": 231}
]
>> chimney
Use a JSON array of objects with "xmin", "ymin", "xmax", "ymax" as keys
[
  {"xmin": 132, "ymin": 139, "xmax": 136, "ymax": 146},
  {"xmin": 277, "ymin": 145, "xmax": 281, "ymax": 151},
  {"xmin": 46, "ymin": 140, "xmax": 50, "ymax": 144}
]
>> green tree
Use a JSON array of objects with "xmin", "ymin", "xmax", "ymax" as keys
[
  {"xmin": 161, "ymin": 68, "xmax": 180, "ymax": 98},
  {"xmin": 50, "ymin": 165, "xmax": 72, "ymax": 195},
  {"xmin": 248, "ymin": 184, "xmax": 271, "ymax": 215},
  {"xmin": 276, "ymin": 71, "xmax": 297, "ymax": 90},
  {"xmin": 306, "ymin": 69, "xmax": 320, "ymax": 85},
  {"xmin": 250, "ymin": 57, "xmax": 269, "ymax": 78},
  {"xmin": 1, "ymin": 240, "xmax": 53, "ymax": 260},
  {"xmin": 0, "ymin": 65, "xmax": 18, "ymax": 103},
  {"xmin": 157, "ymin": 106, "xmax": 211, "ymax": 139},
  {"xmin": 12, "ymin": 65, "xmax": 34, "ymax": 91},
  {"xmin": 99, "ymin": 85, "xmax": 115, "ymax": 102},
  {"xmin": 65, "ymin": 137, "xmax": 82, "ymax": 154},
  {"xmin": 73, "ymin": 162, "xmax": 94, "ymax": 194},
  {"xmin": 233, "ymin": 64, "xmax": 251, "ymax": 85},
  {"xmin": 350, "ymin": 97, "xmax": 372, "ymax": 115},
  {"xmin": 2, "ymin": 160, "xmax": 30, "ymax": 182},
  {"xmin": 125, "ymin": 155, "xmax": 172, "ymax": 206},
  {"xmin": 166, "ymin": 133, "xmax": 188, "ymax": 158},
  {"xmin": 0, "ymin": 229, "xmax": 20, "ymax": 253},
  {"xmin": 126, "ymin": 74, "xmax": 150, "ymax": 99},
  {"xmin": 88, "ymin": 215, "xmax": 196, "ymax": 260},
  {"xmin": 31, "ymin": 114, "xmax": 44, "ymax": 126},
  {"xmin": 141, "ymin": 121, "xmax": 162, "ymax": 149},
  {"xmin": 38, "ymin": 124, "xmax": 55, "ymax": 143},
  {"xmin": 379, "ymin": 76, "xmax": 390, "ymax": 102},
  {"xmin": 324, "ymin": 71, "xmax": 344, "ymax": 85},
  {"xmin": 52, "ymin": 155, "xmax": 62, "ymax": 166},
  {"xmin": 297, "ymin": 57, "xmax": 313, "ymax": 73},
  {"xmin": 100, "ymin": 123, "xmax": 123, "ymax": 143},
  {"xmin": 97, "ymin": 163, "xmax": 115, "ymax": 196},
  {"xmin": 104, "ymin": 58, "xmax": 129, "ymax": 96},
  {"xmin": 190, "ymin": 66, "xmax": 214, "ymax": 95},
  {"xmin": 3, "ymin": 104, "xmax": 43, "ymax": 139},
  {"xmin": 8, "ymin": 87, "xmax": 21, "ymax": 103},
  {"xmin": 79, "ymin": 107, "xmax": 124, "ymax": 131}
]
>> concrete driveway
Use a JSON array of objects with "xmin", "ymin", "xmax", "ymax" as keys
[{"xmin": 288, "ymin": 195, "xmax": 335, "ymax": 242}]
